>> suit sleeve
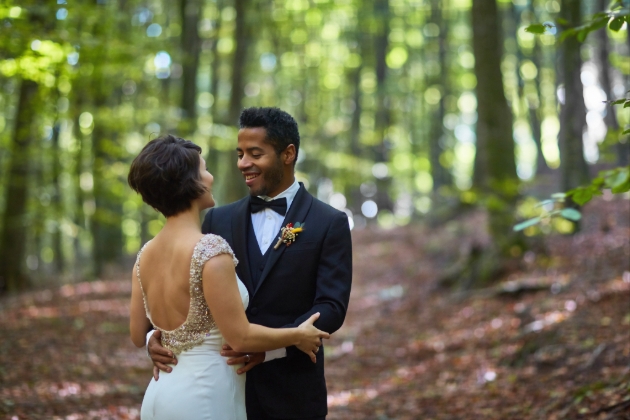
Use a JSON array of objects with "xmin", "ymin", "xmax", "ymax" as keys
[{"xmin": 283, "ymin": 212, "xmax": 352, "ymax": 358}]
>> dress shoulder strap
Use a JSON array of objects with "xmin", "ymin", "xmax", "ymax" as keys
[
  {"xmin": 135, "ymin": 241, "xmax": 152, "ymax": 321},
  {"xmin": 193, "ymin": 234, "xmax": 239, "ymax": 271}
]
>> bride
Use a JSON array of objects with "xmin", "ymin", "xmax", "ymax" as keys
[{"xmin": 127, "ymin": 134, "xmax": 328, "ymax": 420}]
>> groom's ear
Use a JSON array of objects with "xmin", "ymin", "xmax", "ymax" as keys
[{"xmin": 282, "ymin": 144, "xmax": 296, "ymax": 166}]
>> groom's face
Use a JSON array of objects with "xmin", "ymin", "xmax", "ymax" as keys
[{"xmin": 237, "ymin": 127, "xmax": 285, "ymax": 197}]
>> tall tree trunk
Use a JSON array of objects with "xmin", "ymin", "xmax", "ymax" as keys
[
  {"xmin": 73, "ymin": 112, "xmax": 86, "ymax": 276},
  {"xmin": 471, "ymin": 0, "xmax": 521, "ymax": 273},
  {"xmin": 222, "ymin": 0, "xmax": 250, "ymax": 204},
  {"xmin": 518, "ymin": 0, "xmax": 549, "ymax": 175},
  {"xmin": 428, "ymin": 0, "xmax": 452, "ymax": 193},
  {"xmin": 596, "ymin": 0, "xmax": 628, "ymax": 167},
  {"xmin": 373, "ymin": 0, "xmax": 389, "ymax": 149},
  {"xmin": 373, "ymin": 0, "xmax": 393, "ymax": 212},
  {"xmin": 558, "ymin": 0, "xmax": 589, "ymax": 194},
  {"xmin": 0, "ymin": 79, "xmax": 39, "ymax": 292},
  {"xmin": 180, "ymin": 0, "xmax": 203, "ymax": 135},
  {"xmin": 348, "ymin": 65, "xmax": 363, "ymax": 156},
  {"xmin": 206, "ymin": 0, "xmax": 223, "ymax": 181},
  {"xmin": 529, "ymin": 34, "xmax": 550, "ymax": 174},
  {"xmin": 50, "ymin": 123, "xmax": 64, "ymax": 274},
  {"xmin": 348, "ymin": 8, "xmax": 366, "ymax": 157},
  {"xmin": 89, "ymin": 0, "xmax": 123, "ymax": 277},
  {"xmin": 91, "ymin": 123, "xmax": 124, "ymax": 277}
]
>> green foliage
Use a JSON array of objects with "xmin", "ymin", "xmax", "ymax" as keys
[
  {"xmin": 524, "ymin": 23, "xmax": 554, "ymax": 34},
  {"xmin": 524, "ymin": 0, "xmax": 630, "ymax": 43},
  {"xmin": 513, "ymin": 193, "xmax": 579, "ymax": 232},
  {"xmin": 514, "ymin": 166, "xmax": 630, "ymax": 232}
]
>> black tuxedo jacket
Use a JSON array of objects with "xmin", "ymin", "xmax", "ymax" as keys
[{"xmin": 201, "ymin": 183, "xmax": 352, "ymax": 418}]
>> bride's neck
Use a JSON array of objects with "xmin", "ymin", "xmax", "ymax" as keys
[{"xmin": 162, "ymin": 203, "xmax": 203, "ymax": 234}]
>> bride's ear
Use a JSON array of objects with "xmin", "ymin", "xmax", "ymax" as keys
[{"xmin": 283, "ymin": 144, "xmax": 297, "ymax": 166}]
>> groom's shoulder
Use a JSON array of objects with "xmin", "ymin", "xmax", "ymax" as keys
[
  {"xmin": 204, "ymin": 197, "xmax": 248, "ymax": 224},
  {"xmin": 308, "ymin": 193, "xmax": 348, "ymax": 222}
]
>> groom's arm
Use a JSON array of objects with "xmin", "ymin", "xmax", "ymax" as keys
[
  {"xmin": 224, "ymin": 212, "xmax": 352, "ymax": 369},
  {"xmin": 283, "ymin": 212, "xmax": 353, "ymax": 354}
]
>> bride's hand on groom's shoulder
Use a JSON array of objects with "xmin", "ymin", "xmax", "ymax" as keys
[
  {"xmin": 297, "ymin": 313, "xmax": 330, "ymax": 363},
  {"xmin": 148, "ymin": 330, "xmax": 178, "ymax": 380},
  {"xmin": 221, "ymin": 345, "xmax": 265, "ymax": 375}
]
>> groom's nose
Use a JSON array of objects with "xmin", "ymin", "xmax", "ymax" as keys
[{"xmin": 237, "ymin": 155, "xmax": 252, "ymax": 171}]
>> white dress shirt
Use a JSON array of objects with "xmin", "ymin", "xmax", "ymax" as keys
[
  {"xmin": 251, "ymin": 179, "xmax": 300, "ymax": 362},
  {"xmin": 251, "ymin": 179, "xmax": 300, "ymax": 254}
]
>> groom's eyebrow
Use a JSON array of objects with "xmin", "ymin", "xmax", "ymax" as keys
[{"xmin": 236, "ymin": 146, "xmax": 265, "ymax": 153}]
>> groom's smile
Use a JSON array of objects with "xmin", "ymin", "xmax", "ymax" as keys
[{"xmin": 237, "ymin": 127, "xmax": 292, "ymax": 198}]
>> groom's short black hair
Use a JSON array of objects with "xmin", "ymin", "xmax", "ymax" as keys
[
  {"xmin": 238, "ymin": 107, "xmax": 300, "ymax": 165},
  {"xmin": 128, "ymin": 134, "xmax": 206, "ymax": 217}
]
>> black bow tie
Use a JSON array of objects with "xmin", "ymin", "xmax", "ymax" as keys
[{"xmin": 249, "ymin": 196, "xmax": 287, "ymax": 216}]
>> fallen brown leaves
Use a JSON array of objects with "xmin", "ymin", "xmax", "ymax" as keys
[
  {"xmin": 1, "ymin": 197, "xmax": 628, "ymax": 419},
  {"xmin": 325, "ymin": 196, "xmax": 630, "ymax": 420}
]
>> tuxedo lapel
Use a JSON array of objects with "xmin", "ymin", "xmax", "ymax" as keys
[
  {"xmin": 231, "ymin": 198, "xmax": 254, "ymax": 292},
  {"xmin": 254, "ymin": 184, "xmax": 313, "ymax": 295}
]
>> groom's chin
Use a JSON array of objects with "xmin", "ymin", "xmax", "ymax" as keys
[{"xmin": 247, "ymin": 186, "xmax": 263, "ymax": 197}]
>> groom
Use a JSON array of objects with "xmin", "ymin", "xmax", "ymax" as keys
[{"xmin": 148, "ymin": 107, "xmax": 352, "ymax": 419}]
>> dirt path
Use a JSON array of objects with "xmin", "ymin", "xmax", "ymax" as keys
[{"xmin": 1, "ymin": 198, "xmax": 629, "ymax": 419}]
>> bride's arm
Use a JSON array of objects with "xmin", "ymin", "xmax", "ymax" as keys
[
  {"xmin": 130, "ymin": 265, "xmax": 152, "ymax": 348},
  {"xmin": 202, "ymin": 254, "xmax": 328, "ymax": 360}
]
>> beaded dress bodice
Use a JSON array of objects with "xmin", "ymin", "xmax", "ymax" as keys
[{"xmin": 135, "ymin": 234, "xmax": 239, "ymax": 354}]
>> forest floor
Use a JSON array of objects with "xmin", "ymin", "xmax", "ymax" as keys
[{"xmin": 1, "ymin": 196, "xmax": 629, "ymax": 420}]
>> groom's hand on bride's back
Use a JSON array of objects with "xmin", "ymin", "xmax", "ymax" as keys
[
  {"xmin": 221, "ymin": 345, "xmax": 265, "ymax": 375},
  {"xmin": 148, "ymin": 330, "xmax": 178, "ymax": 380}
]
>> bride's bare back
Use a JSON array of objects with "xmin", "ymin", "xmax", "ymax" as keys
[{"xmin": 138, "ymin": 232, "xmax": 204, "ymax": 331}]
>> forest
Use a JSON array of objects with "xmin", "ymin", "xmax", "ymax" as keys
[{"xmin": 0, "ymin": 0, "xmax": 629, "ymax": 418}]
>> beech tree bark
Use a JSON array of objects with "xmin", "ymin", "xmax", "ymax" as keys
[
  {"xmin": 428, "ymin": 0, "xmax": 453, "ymax": 192},
  {"xmin": 89, "ymin": 0, "xmax": 123, "ymax": 277},
  {"xmin": 596, "ymin": 0, "xmax": 628, "ymax": 167},
  {"xmin": 471, "ymin": 0, "xmax": 521, "ymax": 282},
  {"xmin": 0, "ymin": 80, "xmax": 39, "ymax": 292},
  {"xmin": 558, "ymin": 0, "xmax": 589, "ymax": 194},
  {"xmin": 222, "ymin": 0, "xmax": 251, "ymax": 204},
  {"xmin": 180, "ymin": 0, "xmax": 203, "ymax": 134}
]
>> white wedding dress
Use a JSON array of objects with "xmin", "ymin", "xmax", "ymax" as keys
[{"xmin": 136, "ymin": 234, "xmax": 249, "ymax": 420}]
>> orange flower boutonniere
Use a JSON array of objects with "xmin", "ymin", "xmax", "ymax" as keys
[{"xmin": 274, "ymin": 222, "xmax": 304, "ymax": 250}]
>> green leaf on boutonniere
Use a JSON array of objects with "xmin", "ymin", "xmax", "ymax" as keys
[{"xmin": 294, "ymin": 222, "xmax": 302, "ymax": 228}]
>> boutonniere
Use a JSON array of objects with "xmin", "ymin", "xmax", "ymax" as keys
[{"xmin": 274, "ymin": 222, "xmax": 305, "ymax": 249}]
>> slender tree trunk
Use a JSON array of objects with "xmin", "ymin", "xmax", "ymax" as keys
[
  {"xmin": 73, "ymin": 113, "xmax": 86, "ymax": 276},
  {"xmin": 228, "ymin": 0, "xmax": 249, "ymax": 124},
  {"xmin": 222, "ymin": 0, "xmax": 250, "ymax": 204},
  {"xmin": 529, "ymin": 35, "xmax": 550, "ymax": 173},
  {"xmin": 373, "ymin": 0, "xmax": 389, "ymax": 149},
  {"xmin": 348, "ymin": 8, "xmax": 366, "ymax": 157},
  {"xmin": 91, "ymin": 123, "xmax": 124, "ymax": 277},
  {"xmin": 372, "ymin": 0, "xmax": 393, "ymax": 212},
  {"xmin": 596, "ymin": 0, "xmax": 628, "ymax": 166},
  {"xmin": 0, "ymin": 79, "xmax": 39, "ymax": 292},
  {"xmin": 180, "ymin": 0, "xmax": 203, "ymax": 134},
  {"xmin": 558, "ymin": 0, "xmax": 589, "ymax": 194},
  {"xmin": 349, "ymin": 65, "xmax": 363, "ymax": 156},
  {"xmin": 89, "ymin": 0, "xmax": 123, "ymax": 277},
  {"xmin": 206, "ymin": 0, "xmax": 223, "ymax": 179},
  {"xmin": 517, "ymin": 0, "xmax": 550, "ymax": 175},
  {"xmin": 429, "ymin": 0, "xmax": 452, "ymax": 193},
  {"xmin": 471, "ymin": 0, "xmax": 520, "ymax": 264},
  {"xmin": 51, "ymin": 123, "xmax": 64, "ymax": 274}
]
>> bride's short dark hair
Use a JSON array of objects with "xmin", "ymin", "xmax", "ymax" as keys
[{"xmin": 128, "ymin": 134, "xmax": 206, "ymax": 217}]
